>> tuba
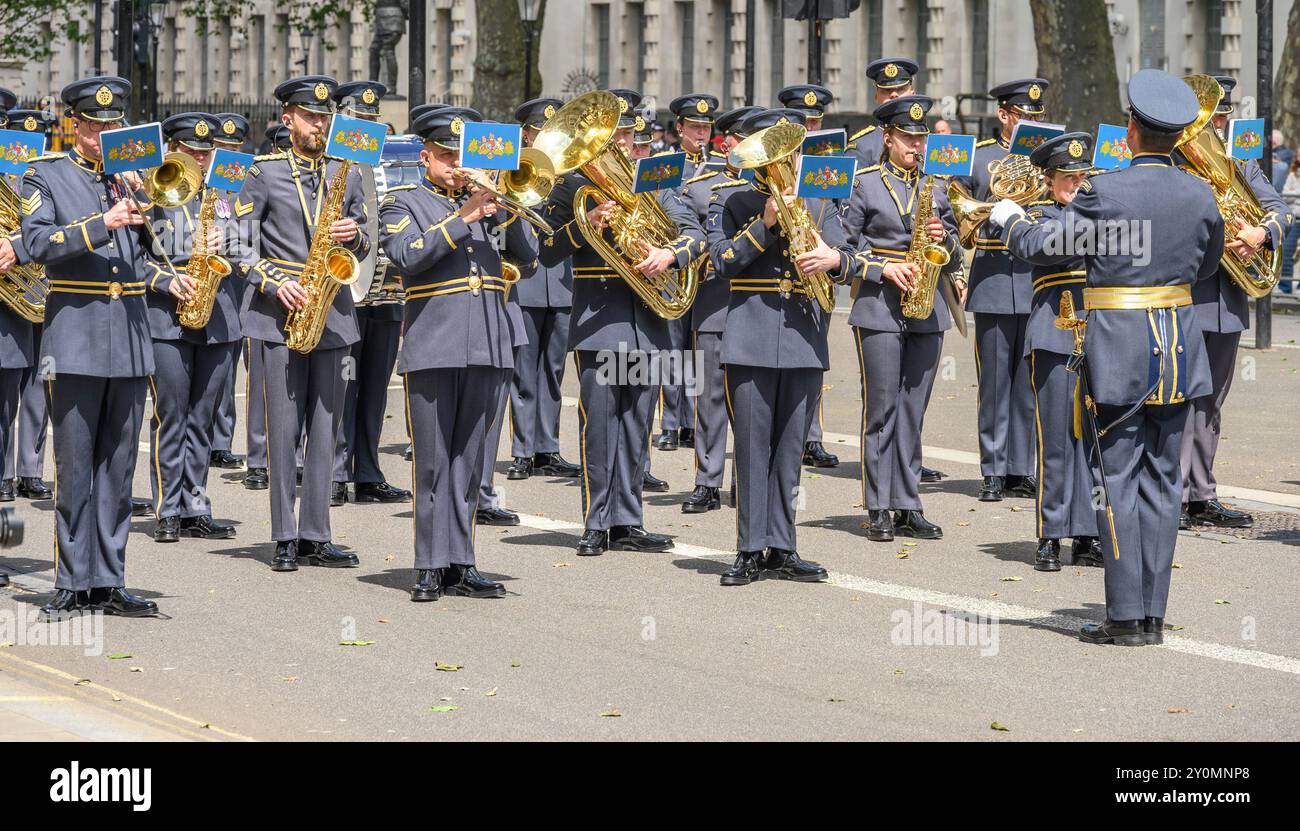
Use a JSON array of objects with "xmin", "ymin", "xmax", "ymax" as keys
[
  {"xmin": 729, "ymin": 121, "xmax": 836, "ymax": 313},
  {"xmin": 901, "ymin": 173, "xmax": 952, "ymax": 319},
  {"xmin": 1176, "ymin": 74, "xmax": 1280, "ymax": 298},
  {"xmin": 176, "ymin": 188, "xmax": 233, "ymax": 329},
  {"xmin": 948, "ymin": 154, "xmax": 1047, "ymax": 249},
  {"xmin": 532, "ymin": 91, "xmax": 703, "ymax": 320},
  {"xmin": 0, "ymin": 177, "xmax": 46, "ymax": 322},
  {"xmin": 284, "ymin": 160, "xmax": 360, "ymax": 353}
]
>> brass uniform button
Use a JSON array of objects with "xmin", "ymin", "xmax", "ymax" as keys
[{"xmin": 108, "ymin": 281, "xmax": 123, "ymax": 299}]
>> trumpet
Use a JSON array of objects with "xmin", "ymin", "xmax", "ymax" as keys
[
  {"xmin": 948, "ymin": 154, "xmax": 1047, "ymax": 249},
  {"xmin": 455, "ymin": 147, "xmax": 555, "ymax": 234},
  {"xmin": 119, "ymin": 152, "xmax": 205, "ymax": 287}
]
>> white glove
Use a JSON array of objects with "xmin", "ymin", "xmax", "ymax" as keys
[{"xmin": 988, "ymin": 198, "xmax": 1027, "ymax": 229}]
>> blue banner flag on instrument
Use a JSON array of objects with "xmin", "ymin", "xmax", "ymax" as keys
[
  {"xmin": 0, "ymin": 129, "xmax": 46, "ymax": 176},
  {"xmin": 325, "ymin": 114, "xmax": 386, "ymax": 167},
  {"xmin": 100, "ymin": 122, "xmax": 164, "ymax": 175},
  {"xmin": 459, "ymin": 121, "xmax": 522, "ymax": 171},
  {"xmin": 633, "ymin": 151, "xmax": 686, "ymax": 193},
  {"xmin": 206, "ymin": 148, "xmax": 256, "ymax": 193},
  {"xmin": 1227, "ymin": 118, "xmax": 1265, "ymax": 162},
  {"xmin": 922, "ymin": 133, "xmax": 975, "ymax": 177},
  {"xmin": 801, "ymin": 128, "xmax": 847, "ymax": 157},
  {"xmin": 1092, "ymin": 123, "xmax": 1133, "ymax": 170},
  {"xmin": 794, "ymin": 153, "xmax": 856, "ymax": 201},
  {"xmin": 1009, "ymin": 120, "xmax": 1065, "ymax": 157}
]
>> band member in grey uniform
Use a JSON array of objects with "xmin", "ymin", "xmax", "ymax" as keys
[
  {"xmin": 843, "ymin": 95, "xmax": 962, "ymax": 543},
  {"xmin": 538, "ymin": 88, "xmax": 706, "ymax": 556},
  {"xmin": 1000, "ymin": 132, "xmax": 1101, "ymax": 571},
  {"xmin": 143, "ymin": 112, "xmax": 240, "ymax": 543},
  {"xmin": 682, "ymin": 104, "xmax": 759, "ymax": 514},
  {"xmin": 505, "ymin": 98, "xmax": 581, "ymax": 482},
  {"xmin": 230, "ymin": 75, "xmax": 370, "ymax": 572},
  {"xmin": 710, "ymin": 107, "xmax": 846, "ymax": 586},
  {"xmin": 21, "ymin": 76, "xmax": 160, "ymax": 617},
  {"xmin": 330, "ymin": 80, "xmax": 412, "ymax": 507},
  {"xmin": 994, "ymin": 69, "xmax": 1224, "ymax": 646},
  {"xmin": 208, "ymin": 112, "xmax": 251, "ymax": 470},
  {"xmin": 848, "ymin": 58, "xmax": 918, "ymax": 169},
  {"xmin": 380, "ymin": 106, "xmax": 535, "ymax": 601},
  {"xmin": 1178, "ymin": 75, "xmax": 1291, "ymax": 530},
  {"xmin": 953, "ymin": 78, "xmax": 1049, "ymax": 502}
]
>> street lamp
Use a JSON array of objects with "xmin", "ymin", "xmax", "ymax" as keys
[
  {"xmin": 298, "ymin": 26, "xmax": 313, "ymax": 75},
  {"xmin": 517, "ymin": 0, "xmax": 540, "ymax": 102}
]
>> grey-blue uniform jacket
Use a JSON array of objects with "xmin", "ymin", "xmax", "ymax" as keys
[
  {"xmin": 684, "ymin": 157, "xmax": 729, "ymax": 333},
  {"xmin": 952, "ymin": 138, "xmax": 1034, "ymax": 314},
  {"xmin": 709, "ymin": 181, "xmax": 853, "ymax": 369},
  {"xmin": 842, "ymin": 163, "xmax": 962, "ymax": 333},
  {"xmin": 1006, "ymin": 198, "xmax": 1087, "ymax": 357},
  {"xmin": 144, "ymin": 191, "xmax": 243, "ymax": 344},
  {"xmin": 379, "ymin": 178, "xmax": 537, "ymax": 372},
  {"xmin": 20, "ymin": 151, "xmax": 154, "ymax": 377},
  {"xmin": 231, "ymin": 150, "xmax": 370, "ymax": 350},
  {"xmin": 1004, "ymin": 154, "xmax": 1225, "ymax": 407},
  {"xmin": 847, "ymin": 124, "xmax": 883, "ymax": 169},
  {"xmin": 511, "ymin": 221, "xmax": 572, "ymax": 308},
  {"xmin": 694, "ymin": 171, "xmax": 747, "ymax": 333},
  {"xmin": 538, "ymin": 172, "xmax": 706, "ymax": 352}
]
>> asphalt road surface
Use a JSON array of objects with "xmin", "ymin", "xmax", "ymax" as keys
[{"xmin": 2, "ymin": 307, "xmax": 1298, "ymax": 741}]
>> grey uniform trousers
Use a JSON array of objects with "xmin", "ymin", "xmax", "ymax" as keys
[
  {"xmin": 334, "ymin": 314, "xmax": 401, "ymax": 484},
  {"xmin": 0, "ymin": 368, "xmax": 21, "ymax": 481},
  {"xmin": 211, "ymin": 349, "xmax": 237, "ymax": 453},
  {"xmin": 692, "ymin": 331, "xmax": 729, "ymax": 488},
  {"xmin": 48, "ymin": 375, "xmax": 147, "ymax": 591},
  {"xmin": 854, "ymin": 327, "xmax": 942, "ymax": 512},
  {"xmin": 1030, "ymin": 351, "xmax": 1099, "ymax": 540},
  {"xmin": 974, "ymin": 312, "xmax": 1035, "ymax": 478},
  {"xmin": 1093, "ymin": 402, "xmax": 1188, "ymax": 621},
  {"xmin": 806, "ymin": 394, "xmax": 826, "ymax": 443},
  {"xmin": 405, "ymin": 367, "xmax": 510, "ymax": 569},
  {"xmin": 244, "ymin": 338, "xmax": 268, "ymax": 469},
  {"xmin": 658, "ymin": 318, "xmax": 694, "ymax": 432},
  {"xmin": 574, "ymin": 349, "xmax": 656, "ymax": 531},
  {"xmin": 724, "ymin": 364, "xmax": 820, "ymax": 552},
  {"xmin": 479, "ymin": 351, "xmax": 516, "ymax": 511},
  {"xmin": 5, "ymin": 323, "xmax": 48, "ymax": 479},
  {"xmin": 509, "ymin": 306, "xmax": 569, "ymax": 458},
  {"xmin": 1179, "ymin": 330, "xmax": 1239, "ymax": 503},
  {"xmin": 262, "ymin": 342, "xmax": 346, "ymax": 543},
  {"xmin": 148, "ymin": 339, "xmax": 239, "ymax": 519}
]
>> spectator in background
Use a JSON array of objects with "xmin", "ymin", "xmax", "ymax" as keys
[
  {"xmin": 932, "ymin": 118, "xmax": 953, "ymax": 134},
  {"xmin": 1282, "ymin": 155, "xmax": 1300, "ymax": 294},
  {"xmin": 385, "ymin": 122, "xmax": 396, "ymax": 135},
  {"xmin": 1273, "ymin": 129, "xmax": 1294, "ymax": 169},
  {"xmin": 650, "ymin": 121, "xmax": 666, "ymax": 153}
]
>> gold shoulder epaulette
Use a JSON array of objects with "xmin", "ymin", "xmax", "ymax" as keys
[
  {"xmin": 254, "ymin": 151, "xmax": 288, "ymax": 162},
  {"xmin": 849, "ymin": 125, "xmax": 877, "ymax": 142},
  {"xmin": 1026, "ymin": 198, "xmax": 1055, "ymax": 207},
  {"xmin": 385, "ymin": 184, "xmax": 416, "ymax": 192},
  {"xmin": 976, "ymin": 138, "xmax": 997, "ymax": 148},
  {"xmin": 855, "ymin": 164, "xmax": 881, "ymax": 177},
  {"xmin": 686, "ymin": 170, "xmax": 719, "ymax": 185},
  {"xmin": 711, "ymin": 179, "xmax": 748, "ymax": 191},
  {"xmin": 23, "ymin": 152, "xmax": 66, "ymax": 164}
]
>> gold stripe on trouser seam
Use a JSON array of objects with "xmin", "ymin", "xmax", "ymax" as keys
[
  {"xmin": 574, "ymin": 352, "xmax": 591, "ymax": 523},
  {"xmin": 404, "ymin": 376, "xmax": 416, "ymax": 559},
  {"xmin": 722, "ymin": 365, "xmax": 738, "ymax": 543},
  {"xmin": 47, "ymin": 379, "xmax": 58, "ymax": 577},
  {"xmin": 692, "ymin": 331, "xmax": 702, "ymax": 476},
  {"xmin": 148, "ymin": 375, "xmax": 164, "ymax": 519},
  {"xmin": 1031, "ymin": 352, "xmax": 1044, "ymax": 539},
  {"xmin": 855, "ymin": 327, "xmax": 868, "ymax": 510}
]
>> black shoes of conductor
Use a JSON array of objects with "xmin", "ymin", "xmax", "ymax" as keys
[
  {"xmin": 920, "ymin": 466, "xmax": 945, "ymax": 483},
  {"xmin": 154, "ymin": 516, "xmax": 181, "ymax": 543},
  {"xmin": 1071, "ymin": 536, "xmax": 1104, "ymax": 567},
  {"xmin": 298, "ymin": 540, "xmax": 359, "ymax": 568},
  {"xmin": 678, "ymin": 428, "xmax": 695, "ymax": 448},
  {"xmin": 476, "ymin": 506, "xmax": 520, "ymax": 526},
  {"xmin": 41, "ymin": 588, "xmax": 158, "ymax": 619},
  {"xmin": 1006, "ymin": 475, "xmax": 1038, "ymax": 499},
  {"xmin": 576, "ymin": 526, "xmax": 674, "ymax": 555},
  {"xmin": 182, "ymin": 515, "xmax": 236, "ymax": 539},
  {"xmin": 1143, "ymin": 617, "xmax": 1165, "ymax": 645},
  {"xmin": 642, "ymin": 471, "xmax": 670, "ymax": 492},
  {"xmin": 354, "ymin": 481, "xmax": 412, "ymax": 503},
  {"xmin": 507, "ymin": 457, "xmax": 533, "ymax": 479},
  {"xmin": 443, "ymin": 564, "xmax": 506, "ymax": 598},
  {"xmin": 576, "ymin": 529, "xmax": 608, "ymax": 556},
  {"xmin": 802, "ymin": 441, "xmax": 839, "ymax": 468},
  {"xmin": 130, "ymin": 498, "xmax": 151, "ymax": 517},
  {"xmin": 720, "ymin": 551, "xmax": 764, "ymax": 586},
  {"xmin": 865, "ymin": 509, "xmax": 894, "ymax": 542},
  {"xmin": 894, "ymin": 510, "xmax": 942, "ymax": 540},
  {"xmin": 271, "ymin": 540, "xmax": 299, "ymax": 572},
  {"xmin": 330, "ymin": 482, "xmax": 348, "ymax": 507},
  {"xmin": 0, "ymin": 479, "xmax": 13, "ymax": 502},
  {"xmin": 209, "ymin": 450, "xmax": 243, "ymax": 469},
  {"xmin": 654, "ymin": 429, "xmax": 678, "ymax": 451},
  {"xmin": 243, "ymin": 467, "xmax": 268, "ymax": 490},
  {"xmin": 411, "ymin": 568, "xmax": 442, "ymax": 601},
  {"xmin": 979, "ymin": 476, "xmax": 1004, "ymax": 501},
  {"xmin": 1079, "ymin": 619, "xmax": 1146, "ymax": 646},
  {"xmin": 762, "ymin": 549, "xmax": 828, "ymax": 582},
  {"xmin": 533, "ymin": 452, "xmax": 581, "ymax": 477},
  {"xmin": 1185, "ymin": 499, "xmax": 1253, "ymax": 528},
  {"xmin": 1035, "ymin": 538, "xmax": 1062, "ymax": 572},
  {"xmin": 17, "ymin": 477, "xmax": 52, "ymax": 498},
  {"xmin": 681, "ymin": 485, "xmax": 720, "ymax": 513}
]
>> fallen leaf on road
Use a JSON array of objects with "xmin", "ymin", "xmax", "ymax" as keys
[
  {"xmin": 893, "ymin": 669, "xmax": 904, "ymax": 676},
  {"xmin": 435, "ymin": 661, "xmax": 462, "ymax": 672},
  {"xmin": 1000, "ymin": 576, "xmax": 1023, "ymax": 582},
  {"xmin": 129, "ymin": 667, "xmax": 143, "ymax": 673},
  {"xmin": 1214, "ymin": 599, "xmax": 1231, "ymax": 605},
  {"xmin": 902, "ymin": 541, "xmax": 918, "ymax": 547},
  {"xmin": 990, "ymin": 722, "xmax": 1010, "ymax": 732},
  {"xmin": 1009, "ymin": 506, "xmax": 1022, "ymax": 513},
  {"xmin": 896, "ymin": 552, "xmax": 909, "ymax": 559},
  {"xmin": 1167, "ymin": 707, "xmax": 1188, "ymax": 714},
  {"xmin": 827, "ymin": 697, "xmax": 846, "ymax": 703},
  {"xmin": 384, "ymin": 555, "xmax": 395, "ymax": 562},
  {"xmin": 74, "ymin": 679, "xmax": 91, "ymax": 686},
  {"xmin": 599, "ymin": 710, "xmax": 622, "ymax": 718},
  {"xmin": 1172, "ymin": 563, "xmax": 1182, "ymax": 569},
  {"xmin": 485, "ymin": 688, "xmax": 498, "ymax": 697},
  {"xmin": 429, "ymin": 706, "xmax": 459, "ymax": 713},
  {"xmin": 957, "ymin": 521, "xmax": 971, "ymax": 527},
  {"xmin": 1167, "ymin": 624, "xmax": 1184, "ymax": 631},
  {"xmin": 107, "ymin": 653, "xmax": 131, "ymax": 660},
  {"xmin": 338, "ymin": 641, "xmax": 375, "ymax": 646},
  {"xmin": 378, "ymin": 618, "xmax": 390, "ymax": 624},
  {"xmin": 282, "ymin": 676, "xmax": 300, "ymax": 683},
  {"xmin": 510, "ymin": 661, "xmax": 522, "ymax": 668},
  {"xmin": 552, "ymin": 562, "xmax": 571, "ymax": 568}
]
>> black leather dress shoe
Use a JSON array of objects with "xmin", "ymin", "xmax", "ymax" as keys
[
  {"xmin": 762, "ymin": 548, "xmax": 828, "ymax": 582},
  {"xmin": 0, "ymin": 571, "xmax": 7, "ymax": 588},
  {"xmin": 1179, "ymin": 506, "xmax": 1193, "ymax": 530},
  {"xmin": 403, "ymin": 445, "xmax": 413, "ymax": 461},
  {"xmin": 979, "ymin": 476, "xmax": 1004, "ymax": 502},
  {"xmin": 1187, "ymin": 499, "xmax": 1253, "ymax": 528},
  {"xmin": 330, "ymin": 482, "xmax": 348, "ymax": 507},
  {"xmin": 1034, "ymin": 538, "xmax": 1062, "ymax": 572},
  {"xmin": 654, "ymin": 429, "xmax": 679, "ymax": 451},
  {"xmin": 920, "ymin": 466, "xmax": 946, "ymax": 483},
  {"xmin": 1006, "ymin": 475, "xmax": 1038, "ymax": 498},
  {"xmin": 354, "ymin": 481, "xmax": 412, "ymax": 503},
  {"xmin": 411, "ymin": 568, "xmax": 442, "ymax": 602},
  {"xmin": 244, "ymin": 468, "xmax": 268, "ymax": 490},
  {"xmin": 865, "ymin": 509, "xmax": 894, "ymax": 542},
  {"xmin": 642, "ymin": 471, "xmax": 670, "ymax": 492},
  {"xmin": 681, "ymin": 485, "xmax": 720, "ymax": 513},
  {"xmin": 802, "ymin": 441, "xmax": 839, "ymax": 468},
  {"xmin": 506, "ymin": 457, "xmax": 533, "ymax": 480},
  {"xmin": 181, "ymin": 515, "xmax": 235, "ymax": 539},
  {"xmin": 610, "ymin": 526, "xmax": 673, "ymax": 552},
  {"xmin": 443, "ymin": 564, "xmax": 506, "ymax": 598},
  {"xmin": 476, "ymin": 506, "xmax": 520, "ymax": 526},
  {"xmin": 209, "ymin": 450, "xmax": 243, "ymax": 469},
  {"xmin": 576, "ymin": 529, "xmax": 608, "ymax": 556},
  {"xmin": 678, "ymin": 428, "xmax": 695, "ymax": 448},
  {"xmin": 533, "ymin": 452, "xmax": 581, "ymax": 477},
  {"xmin": 129, "ymin": 498, "xmax": 150, "ymax": 517},
  {"xmin": 296, "ymin": 467, "xmax": 304, "ymax": 485},
  {"xmin": 271, "ymin": 540, "xmax": 298, "ymax": 572},
  {"xmin": 1143, "ymin": 617, "xmax": 1165, "ymax": 645},
  {"xmin": 153, "ymin": 516, "xmax": 180, "ymax": 543},
  {"xmin": 0, "ymin": 479, "xmax": 13, "ymax": 502},
  {"xmin": 89, "ymin": 587, "xmax": 159, "ymax": 618},
  {"xmin": 298, "ymin": 540, "xmax": 359, "ymax": 568},
  {"xmin": 1071, "ymin": 537, "xmax": 1104, "ymax": 567},
  {"xmin": 16, "ymin": 477, "xmax": 52, "ymax": 499},
  {"xmin": 720, "ymin": 551, "xmax": 764, "ymax": 586},
  {"xmin": 894, "ymin": 510, "xmax": 942, "ymax": 539},
  {"xmin": 41, "ymin": 589, "xmax": 86, "ymax": 619},
  {"xmin": 1079, "ymin": 619, "xmax": 1146, "ymax": 646}
]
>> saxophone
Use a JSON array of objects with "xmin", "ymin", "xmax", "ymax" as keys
[
  {"xmin": 0, "ymin": 177, "xmax": 46, "ymax": 323},
  {"xmin": 176, "ymin": 189, "xmax": 233, "ymax": 329},
  {"xmin": 284, "ymin": 160, "xmax": 361, "ymax": 353},
  {"xmin": 900, "ymin": 173, "xmax": 952, "ymax": 320}
]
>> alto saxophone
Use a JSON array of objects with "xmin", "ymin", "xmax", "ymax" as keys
[
  {"xmin": 900, "ymin": 173, "xmax": 952, "ymax": 319},
  {"xmin": 176, "ymin": 188, "xmax": 233, "ymax": 330},
  {"xmin": 284, "ymin": 160, "xmax": 361, "ymax": 353}
]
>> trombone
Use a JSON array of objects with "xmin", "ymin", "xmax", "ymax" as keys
[
  {"xmin": 118, "ymin": 151, "xmax": 205, "ymax": 285},
  {"xmin": 456, "ymin": 146, "xmax": 555, "ymax": 235}
]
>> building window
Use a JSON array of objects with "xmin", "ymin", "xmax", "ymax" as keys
[
  {"xmin": 251, "ymin": 15, "xmax": 266, "ymax": 101},
  {"xmin": 769, "ymin": 0, "xmax": 783, "ymax": 102},
  {"xmin": 679, "ymin": 2, "xmax": 695, "ymax": 92},
  {"xmin": 437, "ymin": 8, "xmax": 453, "ymax": 99},
  {"xmin": 866, "ymin": 0, "xmax": 882, "ymax": 63},
  {"xmin": 914, "ymin": 2, "xmax": 927, "ymax": 93},
  {"xmin": 1139, "ymin": 0, "xmax": 1166, "ymax": 70},
  {"xmin": 1204, "ymin": 0, "xmax": 1224, "ymax": 74},
  {"xmin": 198, "ymin": 17, "xmax": 210, "ymax": 99},
  {"xmin": 627, "ymin": 2, "xmax": 646, "ymax": 89},
  {"xmin": 969, "ymin": 0, "xmax": 988, "ymax": 95},
  {"xmin": 276, "ymin": 13, "xmax": 290, "ymax": 81},
  {"xmin": 717, "ymin": 1, "xmax": 733, "ymax": 102},
  {"xmin": 595, "ymin": 4, "xmax": 611, "ymax": 88}
]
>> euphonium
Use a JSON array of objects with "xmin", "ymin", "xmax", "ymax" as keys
[
  {"xmin": 729, "ymin": 121, "xmax": 836, "ymax": 313},
  {"xmin": 285, "ymin": 160, "xmax": 360, "ymax": 353},
  {"xmin": 901, "ymin": 173, "xmax": 952, "ymax": 320},
  {"xmin": 143, "ymin": 152, "xmax": 204, "ymax": 209},
  {"xmin": 176, "ymin": 188, "xmax": 233, "ymax": 330},
  {"xmin": 0, "ymin": 177, "xmax": 45, "ymax": 323},
  {"xmin": 948, "ymin": 154, "xmax": 1047, "ymax": 249},
  {"xmin": 1176, "ymin": 74, "xmax": 1280, "ymax": 298},
  {"xmin": 532, "ymin": 91, "xmax": 703, "ymax": 320}
]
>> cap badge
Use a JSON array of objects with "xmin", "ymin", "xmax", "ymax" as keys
[
  {"xmin": 223, "ymin": 119, "xmax": 236, "ymax": 135},
  {"xmin": 884, "ymin": 63, "xmax": 899, "ymax": 79},
  {"xmin": 1029, "ymin": 84, "xmax": 1042, "ymax": 101},
  {"xmin": 635, "ymin": 116, "xmax": 646, "ymax": 132},
  {"xmin": 618, "ymin": 96, "xmax": 629, "ymax": 113},
  {"xmin": 1068, "ymin": 139, "xmax": 1084, "ymax": 159},
  {"xmin": 544, "ymin": 104, "xmax": 556, "ymax": 119},
  {"xmin": 909, "ymin": 103, "xmax": 924, "ymax": 121},
  {"xmin": 362, "ymin": 88, "xmax": 377, "ymax": 105},
  {"xmin": 803, "ymin": 90, "xmax": 818, "ymax": 107},
  {"xmin": 696, "ymin": 99, "xmax": 709, "ymax": 114},
  {"xmin": 450, "ymin": 117, "xmax": 463, "ymax": 136},
  {"xmin": 95, "ymin": 85, "xmax": 114, "ymax": 107},
  {"xmin": 314, "ymin": 82, "xmax": 329, "ymax": 101},
  {"xmin": 23, "ymin": 116, "xmax": 37, "ymax": 131},
  {"xmin": 194, "ymin": 120, "xmax": 210, "ymax": 138},
  {"xmin": 776, "ymin": 116, "xmax": 790, "ymax": 126}
]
